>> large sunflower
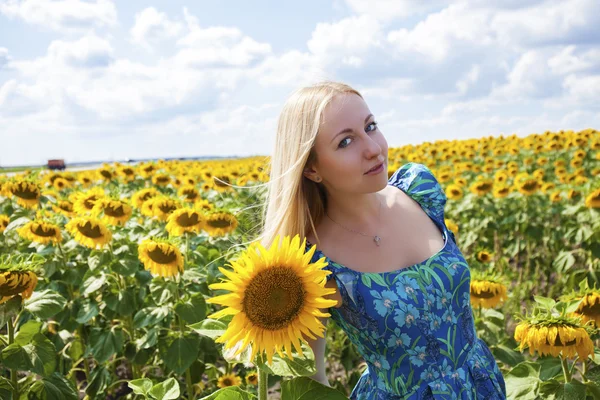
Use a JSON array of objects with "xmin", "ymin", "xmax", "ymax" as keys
[
  {"xmin": 178, "ymin": 185, "xmax": 200, "ymax": 203},
  {"xmin": 206, "ymin": 234, "xmax": 338, "ymax": 364},
  {"xmin": 165, "ymin": 208, "xmax": 205, "ymax": 236},
  {"xmin": 147, "ymin": 197, "xmax": 181, "ymax": 221},
  {"xmin": 65, "ymin": 217, "xmax": 112, "ymax": 249},
  {"xmin": 92, "ymin": 198, "xmax": 133, "ymax": 226},
  {"xmin": 0, "ymin": 256, "xmax": 40, "ymax": 304},
  {"xmin": 138, "ymin": 238, "xmax": 184, "ymax": 277},
  {"xmin": 6, "ymin": 180, "xmax": 41, "ymax": 208},
  {"xmin": 204, "ymin": 211, "xmax": 238, "ymax": 237},
  {"xmin": 514, "ymin": 321, "xmax": 594, "ymax": 360},
  {"xmin": 17, "ymin": 220, "xmax": 62, "ymax": 245}
]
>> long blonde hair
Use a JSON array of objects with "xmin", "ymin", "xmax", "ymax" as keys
[
  {"xmin": 259, "ymin": 81, "xmax": 362, "ymax": 249},
  {"xmin": 204, "ymin": 81, "xmax": 362, "ymax": 268}
]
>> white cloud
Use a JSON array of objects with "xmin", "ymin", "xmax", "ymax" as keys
[
  {"xmin": 0, "ymin": 47, "xmax": 10, "ymax": 69},
  {"xmin": 130, "ymin": 7, "xmax": 183, "ymax": 49},
  {"xmin": 343, "ymin": 0, "xmax": 449, "ymax": 21},
  {"xmin": 307, "ymin": 15, "xmax": 385, "ymax": 67},
  {"xmin": 456, "ymin": 65, "xmax": 480, "ymax": 95},
  {"xmin": 0, "ymin": 0, "xmax": 117, "ymax": 32},
  {"xmin": 548, "ymin": 45, "xmax": 600, "ymax": 75}
]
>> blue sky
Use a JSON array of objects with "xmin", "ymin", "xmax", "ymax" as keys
[{"xmin": 1, "ymin": 0, "xmax": 599, "ymax": 166}]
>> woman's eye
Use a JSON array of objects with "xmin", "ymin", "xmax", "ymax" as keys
[{"xmin": 338, "ymin": 121, "xmax": 378, "ymax": 149}]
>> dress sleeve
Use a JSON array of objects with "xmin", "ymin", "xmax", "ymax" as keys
[{"xmin": 389, "ymin": 162, "xmax": 456, "ymax": 244}]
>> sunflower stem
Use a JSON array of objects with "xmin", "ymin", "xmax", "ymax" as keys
[
  {"xmin": 78, "ymin": 325, "xmax": 91, "ymax": 390},
  {"xmin": 560, "ymin": 356, "xmax": 572, "ymax": 382},
  {"xmin": 175, "ymin": 280, "xmax": 194, "ymax": 400},
  {"xmin": 258, "ymin": 368, "xmax": 269, "ymax": 400},
  {"xmin": 7, "ymin": 317, "xmax": 19, "ymax": 399}
]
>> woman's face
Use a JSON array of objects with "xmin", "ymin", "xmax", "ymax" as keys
[{"xmin": 305, "ymin": 93, "xmax": 388, "ymax": 193}]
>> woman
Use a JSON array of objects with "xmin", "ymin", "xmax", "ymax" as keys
[{"xmin": 260, "ymin": 81, "xmax": 507, "ymax": 399}]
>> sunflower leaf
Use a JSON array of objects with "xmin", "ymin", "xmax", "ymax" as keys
[
  {"xmin": 24, "ymin": 290, "xmax": 67, "ymax": 319},
  {"xmin": 28, "ymin": 373, "xmax": 78, "ymax": 400},
  {"xmin": 161, "ymin": 332, "xmax": 201, "ymax": 375},
  {"xmin": 504, "ymin": 361, "xmax": 541, "ymax": 400},
  {"xmin": 4, "ymin": 217, "xmax": 31, "ymax": 233},
  {"xmin": 198, "ymin": 386, "xmax": 256, "ymax": 400},
  {"xmin": 280, "ymin": 376, "xmax": 348, "ymax": 400},
  {"xmin": 188, "ymin": 319, "xmax": 227, "ymax": 339},
  {"xmin": 128, "ymin": 378, "xmax": 153, "ymax": 396},
  {"xmin": 148, "ymin": 377, "xmax": 180, "ymax": 400}
]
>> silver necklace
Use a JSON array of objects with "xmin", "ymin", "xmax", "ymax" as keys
[{"xmin": 325, "ymin": 197, "xmax": 383, "ymax": 246}]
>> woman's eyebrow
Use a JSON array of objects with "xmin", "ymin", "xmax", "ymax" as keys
[{"xmin": 330, "ymin": 113, "xmax": 374, "ymax": 143}]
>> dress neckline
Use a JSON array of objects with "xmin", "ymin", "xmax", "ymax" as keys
[{"xmin": 305, "ymin": 174, "xmax": 450, "ymax": 275}]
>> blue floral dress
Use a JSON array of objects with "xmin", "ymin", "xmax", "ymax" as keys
[{"xmin": 305, "ymin": 162, "xmax": 507, "ymax": 399}]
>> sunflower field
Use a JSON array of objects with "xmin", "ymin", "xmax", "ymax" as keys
[{"xmin": 0, "ymin": 128, "xmax": 599, "ymax": 400}]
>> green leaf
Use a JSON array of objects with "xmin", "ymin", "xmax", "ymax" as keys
[
  {"xmin": 257, "ymin": 343, "xmax": 316, "ymax": 377},
  {"xmin": 81, "ymin": 274, "xmax": 106, "ymax": 296},
  {"xmin": 198, "ymin": 386, "xmax": 256, "ymax": 400},
  {"xmin": 537, "ymin": 356, "xmax": 563, "ymax": 381},
  {"xmin": 89, "ymin": 327, "xmax": 124, "ymax": 364},
  {"xmin": 24, "ymin": 290, "xmax": 67, "ymax": 319},
  {"xmin": 0, "ymin": 377, "xmax": 13, "ymax": 400},
  {"xmin": 533, "ymin": 295, "xmax": 556, "ymax": 311},
  {"xmin": 27, "ymin": 373, "xmax": 78, "ymax": 400},
  {"xmin": 4, "ymin": 216, "xmax": 30, "ymax": 233},
  {"xmin": 14, "ymin": 320, "xmax": 43, "ymax": 345},
  {"xmin": 68, "ymin": 338, "xmax": 84, "ymax": 362},
  {"xmin": 162, "ymin": 333, "xmax": 201, "ymax": 375},
  {"xmin": 22, "ymin": 333, "xmax": 57, "ymax": 376},
  {"xmin": 505, "ymin": 361, "xmax": 541, "ymax": 400},
  {"xmin": 491, "ymin": 344, "xmax": 524, "ymax": 368},
  {"xmin": 280, "ymin": 377, "xmax": 348, "ymax": 400},
  {"xmin": 174, "ymin": 293, "xmax": 207, "ymax": 324},
  {"xmin": 1, "ymin": 343, "xmax": 30, "ymax": 371},
  {"xmin": 148, "ymin": 377, "xmax": 180, "ymax": 400},
  {"xmin": 133, "ymin": 306, "xmax": 169, "ymax": 329},
  {"xmin": 104, "ymin": 287, "xmax": 136, "ymax": 316},
  {"xmin": 0, "ymin": 295, "xmax": 23, "ymax": 327},
  {"xmin": 552, "ymin": 251, "xmax": 576, "ymax": 273},
  {"xmin": 128, "ymin": 378, "xmax": 153, "ymax": 396},
  {"xmin": 539, "ymin": 378, "xmax": 587, "ymax": 400},
  {"xmin": 188, "ymin": 319, "xmax": 227, "ymax": 339},
  {"xmin": 85, "ymin": 365, "xmax": 111, "ymax": 398},
  {"xmin": 75, "ymin": 298, "xmax": 99, "ymax": 324},
  {"xmin": 135, "ymin": 327, "xmax": 158, "ymax": 350}
]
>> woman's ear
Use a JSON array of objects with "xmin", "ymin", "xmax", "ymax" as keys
[{"xmin": 303, "ymin": 166, "xmax": 319, "ymax": 182}]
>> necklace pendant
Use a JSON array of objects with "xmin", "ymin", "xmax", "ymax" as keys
[{"xmin": 373, "ymin": 235, "xmax": 381, "ymax": 246}]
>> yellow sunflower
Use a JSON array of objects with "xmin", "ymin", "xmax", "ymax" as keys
[
  {"xmin": 17, "ymin": 220, "xmax": 62, "ymax": 245},
  {"xmin": 165, "ymin": 208, "xmax": 205, "ymax": 236},
  {"xmin": 206, "ymin": 234, "xmax": 338, "ymax": 364},
  {"xmin": 245, "ymin": 372, "xmax": 258, "ymax": 386},
  {"xmin": 132, "ymin": 187, "xmax": 159, "ymax": 209},
  {"xmin": 0, "ymin": 215, "xmax": 10, "ymax": 233},
  {"xmin": 65, "ymin": 217, "xmax": 112, "ymax": 249},
  {"xmin": 152, "ymin": 174, "xmax": 171, "ymax": 187},
  {"xmin": 6, "ymin": 180, "xmax": 41, "ymax": 208},
  {"xmin": 572, "ymin": 292, "xmax": 600, "ymax": 327},
  {"xmin": 148, "ymin": 197, "xmax": 181, "ymax": 221},
  {"xmin": 0, "ymin": 256, "xmax": 40, "ymax": 305},
  {"xmin": 476, "ymin": 250, "xmax": 493, "ymax": 263},
  {"xmin": 514, "ymin": 322, "xmax": 594, "ymax": 360},
  {"xmin": 469, "ymin": 179, "xmax": 494, "ymax": 196},
  {"xmin": 217, "ymin": 373, "xmax": 242, "ymax": 388},
  {"xmin": 178, "ymin": 185, "xmax": 201, "ymax": 203},
  {"xmin": 138, "ymin": 238, "xmax": 184, "ymax": 277},
  {"xmin": 585, "ymin": 188, "xmax": 600, "ymax": 209},
  {"xmin": 52, "ymin": 200, "xmax": 76, "ymax": 217},
  {"xmin": 72, "ymin": 188, "xmax": 106, "ymax": 214},
  {"xmin": 91, "ymin": 198, "xmax": 133, "ymax": 226},
  {"xmin": 204, "ymin": 211, "xmax": 238, "ymax": 237},
  {"xmin": 52, "ymin": 177, "xmax": 71, "ymax": 191},
  {"xmin": 471, "ymin": 279, "xmax": 508, "ymax": 309},
  {"xmin": 515, "ymin": 178, "xmax": 541, "ymax": 196}
]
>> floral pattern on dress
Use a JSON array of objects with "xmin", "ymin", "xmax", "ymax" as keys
[{"xmin": 306, "ymin": 162, "xmax": 507, "ymax": 399}]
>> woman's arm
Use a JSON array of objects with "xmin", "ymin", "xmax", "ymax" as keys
[{"xmin": 306, "ymin": 316, "xmax": 331, "ymax": 387}]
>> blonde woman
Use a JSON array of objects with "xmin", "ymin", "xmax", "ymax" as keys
[{"xmin": 261, "ymin": 81, "xmax": 506, "ymax": 399}]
